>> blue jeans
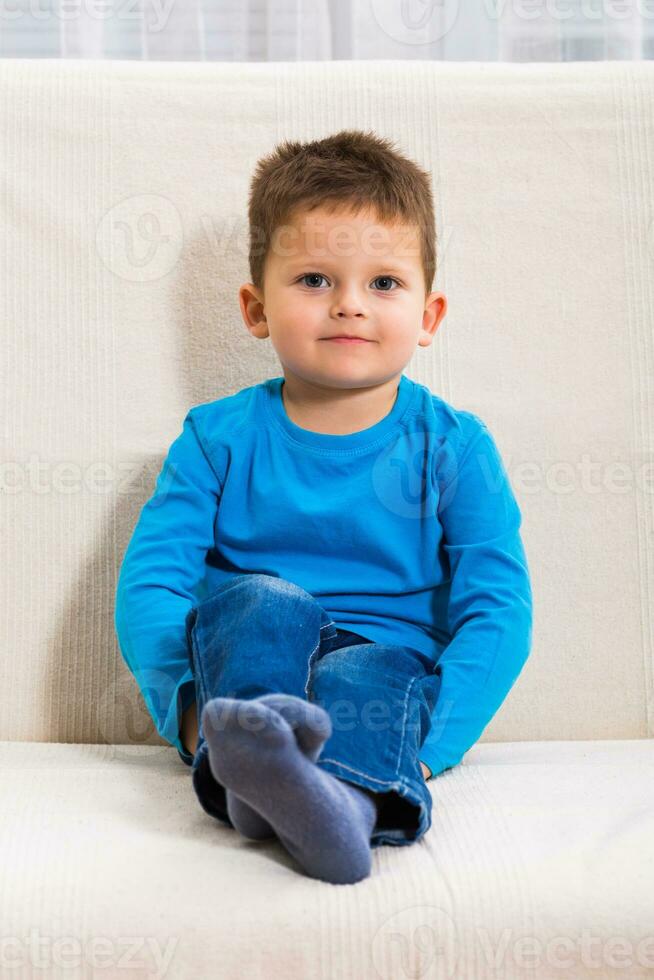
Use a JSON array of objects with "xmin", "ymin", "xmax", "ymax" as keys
[{"xmin": 181, "ymin": 573, "xmax": 440, "ymax": 848}]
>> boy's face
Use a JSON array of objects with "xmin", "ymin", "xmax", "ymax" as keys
[{"xmin": 239, "ymin": 204, "xmax": 447, "ymax": 391}]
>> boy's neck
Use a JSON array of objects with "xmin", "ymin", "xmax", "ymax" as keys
[{"xmin": 280, "ymin": 370, "xmax": 403, "ymax": 436}]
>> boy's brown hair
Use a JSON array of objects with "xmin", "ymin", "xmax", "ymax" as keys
[{"xmin": 247, "ymin": 129, "xmax": 437, "ymax": 298}]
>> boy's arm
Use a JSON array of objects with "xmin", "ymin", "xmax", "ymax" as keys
[
  {"xmin": 418, "ymin": 420, "xmax": 533, "ymax": 779},
  {"xmin": 114, "ymin": 409, "xmax": 221, "ymax": 759}
]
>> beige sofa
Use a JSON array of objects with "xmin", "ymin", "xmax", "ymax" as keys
[{"xmin": 1, "ymin": 56, "xmax": 653, "ymax": 979}]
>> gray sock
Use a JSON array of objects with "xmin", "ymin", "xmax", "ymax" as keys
[
  {"xmin": 202, "ymin": 696, "xmax": 378, "ymax": 885},
  {"xmin": 225, "ymin": 692, "xmax": 334, "ymax": 840}
]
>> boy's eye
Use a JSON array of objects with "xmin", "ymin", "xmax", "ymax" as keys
[
  {"xmin": 299, "ymin": 273, "xmax": 329, "ymax": 289},
  {"xmin": 297, "ymin": 274, "xmax": 400, "ymax": 291},
  {"xmin": 372, "ymin": 276, "xmax": 400, "ymax": 291}
]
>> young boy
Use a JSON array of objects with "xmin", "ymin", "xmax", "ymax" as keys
[{"xmin": 114, "ymin": 129, "xmax": 533, "ymax": 886}]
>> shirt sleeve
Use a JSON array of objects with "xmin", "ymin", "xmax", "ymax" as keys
[
  {"xmin": 418, "ymin": 419, "xmax": 533, "ymax": 779},
  {"xmin": 114, "ymin": 408, "xmax": 222, "ymax": 760}
]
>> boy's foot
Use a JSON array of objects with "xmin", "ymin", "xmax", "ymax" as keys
[
  {"xmin": 202, "ymin": 696, "xmax": 377, "ymax": 884},
  {"xmin": 225, "ymin": 692, "xmax": 333, "ymax": 840}
]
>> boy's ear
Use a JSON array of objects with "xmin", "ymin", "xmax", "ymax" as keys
[
  {"xmin": 419, "ymin": 291, "xmax": 447, "ymax": 347},
  {"xmin": 239, "ymin": 283, "xmax": 269, "ymax": 339}
]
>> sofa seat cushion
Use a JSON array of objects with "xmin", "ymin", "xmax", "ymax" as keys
[{"xmin": 1, "ymin": 738, "xmax": 652, "ymax": 979}]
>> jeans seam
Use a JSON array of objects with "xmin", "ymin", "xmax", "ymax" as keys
[
  {"xmin": 190, "ymin": 629, "xmax": 209, "ymax": 712},
  {"xmin": 408, "ymin": 673, "xmax": 431, "ymax": 781},
  {"xmin": 303, "ymin": 640, "xmax": 321, "ymax": 698},
  {"xmin": 318, "ymin": 757, "xmax": 402, "ymax": 787},
  {"xmin": 395, "ymin": 673, "xmax": 419, "ymax": 778}
]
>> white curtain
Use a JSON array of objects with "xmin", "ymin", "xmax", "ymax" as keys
[{"xmin": 1, "ymin": 0, "xmax": 653, "ymax": 61}]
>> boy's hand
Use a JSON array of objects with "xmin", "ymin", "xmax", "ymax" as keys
[{"xmin": 420, "ymin": 761, "xmax": 432, "ymax": 781}]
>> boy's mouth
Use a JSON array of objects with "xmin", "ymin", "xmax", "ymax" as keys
[{"xmin": 322, "ymin": 336, "xmax": 370, "ymax": 344}]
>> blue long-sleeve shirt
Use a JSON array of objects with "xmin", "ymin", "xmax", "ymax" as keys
[{"xmin": 114, "ymin": 373, "xmax": 533, "ymax": 778}]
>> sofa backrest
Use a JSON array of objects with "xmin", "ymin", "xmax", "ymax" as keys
[{"xmin": 2, "ymin": 58, "xmax": 653, "ymax": 750}]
